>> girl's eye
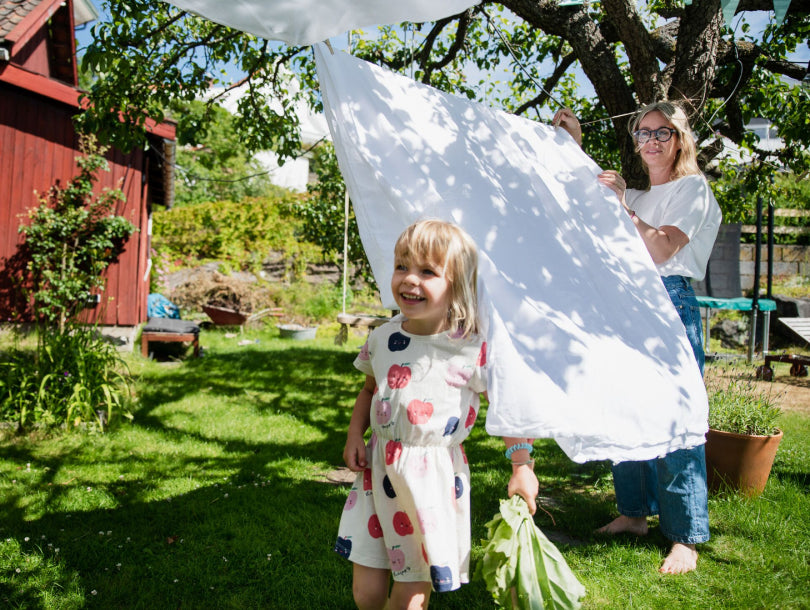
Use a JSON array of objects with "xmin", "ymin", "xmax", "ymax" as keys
[
  {"xmin": 422, "ymin": 268, "xmax": 436, "ymax": 277},
  {"xmin": 395, "ymin": 264, "xmax": 407, "ymax": 271}
]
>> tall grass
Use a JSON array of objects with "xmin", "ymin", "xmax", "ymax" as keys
[{"xmin": 1, "ymin": 327, "xmax": 808, "ymax": 608}]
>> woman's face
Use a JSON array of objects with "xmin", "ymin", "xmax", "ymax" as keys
[{"xmin": 636, "ymin": 110, "xmax": 681, "ymax": 178}]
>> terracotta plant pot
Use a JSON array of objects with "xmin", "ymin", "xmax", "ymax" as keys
[{"xmin": 705, "ymin": 428, "xmax": 783, "ymax": 497}]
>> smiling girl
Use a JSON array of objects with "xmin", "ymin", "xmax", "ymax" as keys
[{"xmin": 334, "ymin": 219, "xmax": 537, "ymax": 609}]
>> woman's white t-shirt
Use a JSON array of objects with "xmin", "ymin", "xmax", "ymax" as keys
[{"xmin": 626, "ymin": 174, "xmax": 722, "ymax": 281}]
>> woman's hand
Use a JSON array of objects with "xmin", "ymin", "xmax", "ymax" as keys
[
  {"xmin": 598, "ymin": 170, "xmax": 629, "ymax": 210},
  {"xmin": 552, "ymin": 108, "xmax": 582, "ymax": 146}
]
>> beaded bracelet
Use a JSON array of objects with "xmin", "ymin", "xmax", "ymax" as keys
[
  {"xmin": 511, "ymin": 459, "xmax": 535, "ymax": 467},
  {"xmin": 504, "ymin": 442, "xmax": 533, "ymax": 460}
]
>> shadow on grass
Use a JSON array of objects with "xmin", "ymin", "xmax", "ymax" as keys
[{"xmin": 0, "ymin": 340, "xmax": 690, "ymax": 607}]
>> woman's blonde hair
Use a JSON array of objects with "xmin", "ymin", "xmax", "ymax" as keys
[
  {"xmin": 629, "ymin": 101, "xmax": 701, "ymax": 181},
  {"xmin": 393, "ymin": 219, "xmax": 479, "ymax": 338}
]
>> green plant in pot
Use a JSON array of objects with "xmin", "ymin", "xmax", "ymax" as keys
[{"xmin": 705, "ymin": 375, "xmax": 783, "ymax": 497}]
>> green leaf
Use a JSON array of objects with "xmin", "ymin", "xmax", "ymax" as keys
[{"xmin": 477, "ymin": 495, "xmax": 585, "ymax": 609}]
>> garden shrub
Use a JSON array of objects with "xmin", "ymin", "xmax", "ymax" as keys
[
  {"xmin": 151, "ymin": 194, "xmax": 322, "ymax": 278},
  {"xmin": 0, "ymin": 328, "xmax": 131, "ymax": 431},
  {"xmin": 4, "ymin": 136, "xmax": 134, "ymax": 431}
]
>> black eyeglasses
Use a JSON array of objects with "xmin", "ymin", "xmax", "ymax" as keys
[{"xmin": 633, "ymin": 127, "xmax": 677, "ymax": 144}]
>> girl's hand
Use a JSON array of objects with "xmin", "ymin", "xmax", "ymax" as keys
[
  {"xmin": 343, "ymin": 433, "xmax": 368, "ymax": 472},
  {"xmin": 598, "ymin": 170, "xmax": 629, "ymax": 209},
  {"xmin": 552, "ymin": 108, "xmax": 582, "ymax": 146},
  {"xmin": 508, "ymin": 465, "xmax": 539, "ymax": 515}
]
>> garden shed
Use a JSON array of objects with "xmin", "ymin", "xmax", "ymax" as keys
[{"xmin": 0, "ymin": 0, "xmax": 176, "ymax": 332}]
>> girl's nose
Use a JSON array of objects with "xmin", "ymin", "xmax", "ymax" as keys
[{"xmin": 403, "ymin": 269, "xmax": 420, "ymax": 285}]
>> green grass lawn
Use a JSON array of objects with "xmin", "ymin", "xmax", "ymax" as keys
[{"xmin": 1, "ymin": 325, "xmax": 808, "ymax": 608}]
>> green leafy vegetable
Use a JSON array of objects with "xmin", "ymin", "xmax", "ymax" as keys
[{"xmin": 477, "ymin": 495, "xmax": 585, "ymax": 609}]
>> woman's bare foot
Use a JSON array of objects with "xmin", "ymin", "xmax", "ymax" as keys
[
  {"xmin": 596, "ymin": 515, "xmax": 648, "ymax": 536},
  {"xmin": 659, "ymin": 542, "xmax": 697, "ymax": 574}
]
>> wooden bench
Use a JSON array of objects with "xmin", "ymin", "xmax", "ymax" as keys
[
  {"xmin": 757, "ymin": 318, "xmax": 810, "ymax": 380},
  {"xmin": 141, "ymin": 318, "xmax": 201, "ymax": 359},
  {"xmin": 335, "ymin": 313, "xmax": 390, "ymax": 345}
]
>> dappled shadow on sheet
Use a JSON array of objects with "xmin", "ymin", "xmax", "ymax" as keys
[{"xmin": 316, "ymin": 46, "xmax": 707, "ymax": 461}]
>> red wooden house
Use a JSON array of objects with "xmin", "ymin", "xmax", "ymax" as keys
[{"xmin": 0, "ymin": 0, "xmax": 175, "ymax": 336}]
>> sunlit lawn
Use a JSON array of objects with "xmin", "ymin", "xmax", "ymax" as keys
[{"xmin": 1, "ymin": 325, "xmax": 808, "ymax": 608}]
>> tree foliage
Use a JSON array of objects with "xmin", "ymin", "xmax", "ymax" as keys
[
  {"xmin": 169, "ymin": 100, "xmax": 286, "ymax": 206},
  {"xmin": 79, "ymin": 0, "xmax": 809, "ymax": 208},
  {"xmin": 300, "ymin": 143, "xmax": 374, "ymax": 286}
]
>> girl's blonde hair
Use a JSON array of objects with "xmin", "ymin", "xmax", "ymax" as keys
[
  {"xmin": 393, "ymin": 219, "xmax": 479, "ymax": 338},
  {"xmin": 629, "ymin": 101, "xmax": 702, "ymax": 181}
]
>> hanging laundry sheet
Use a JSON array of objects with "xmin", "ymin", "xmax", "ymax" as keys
[
  {"xmin": 314, "ymin": 45, "xmax": 709, "ymax": 463},
  {"xmin": 161, "ymin": 0, "xmax": 480, "ymax": 46}
]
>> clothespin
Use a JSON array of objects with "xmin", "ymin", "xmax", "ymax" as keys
[{"xmin": 324, "ymin": 40, "xmax": 334, "ymax": 55}]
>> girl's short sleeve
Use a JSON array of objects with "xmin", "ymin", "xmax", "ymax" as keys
[{"xmin": 353, "ymin": 337, "xmax": 374, "ymax": 377}]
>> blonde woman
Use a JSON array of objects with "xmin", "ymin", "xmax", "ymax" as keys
[{"xmin": 556, "ymin": 102, "xmax": 721, "ymax": 574}]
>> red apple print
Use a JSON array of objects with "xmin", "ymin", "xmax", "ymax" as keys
[
  {"xmin": 387, "ymin": 364, "xmax": 411, "ymax": 389},
  {"xmin": 375, "ymin": 399, "xmax": 392, "ymax": 424},
  {"xmin": 477, "ymin": 342, "xmax": 487, "ymax": 366},
  {"xmin": 385, "ymin": 440, "xmax": 403, "ymax": 465},
  {"xmin": 407, "ymin": 399, "xmax": 433, "ymax": 424},
  {"xmin": 393, "ymin": 511, "xmax": 414, "ymax": 536},
  {"xmin": 422, "ymin": 543, "xmax": 429, "ymax": 564},
  {"xmin": 465, "ymin": 405, "xmax": 477, "ymax": 428},
  {"xmin": 460, "ymin": 443, "xmax": 468, "ymax": 464},
  {"xmin": 445, "ymin": 363, "xmax": 472, "ymax": 387},
  {"xmin": 368, "ymin": 514, "xmax": 383, "ymax": 539},
  {"xmin": 363, "ymin": 468, "xmax": 372, "ymax": 491},
  {"xmin": 344, "ymin": 490, "xmax": 357, "ymax": 510},
  {"xmin": 388, "ymin": 546, "xmax": 406, "ymax": 572}
]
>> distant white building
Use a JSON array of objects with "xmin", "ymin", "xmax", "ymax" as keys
[
  {"xmin": 203, "ymin": 76, "xmax": 331, "ymax": 192},
  {"xmin": 714, "ymin": 118, "xmax": 784, "ymax": 167}
]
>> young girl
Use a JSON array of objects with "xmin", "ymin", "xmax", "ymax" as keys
[{"xmin": 334, "ymin": 219, "xmax": 538, "ymax": 610}]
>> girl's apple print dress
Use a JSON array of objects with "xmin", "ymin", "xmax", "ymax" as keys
[{"xmin": 335, "ymin": 317, "xmax": 487, "ymax": 592}]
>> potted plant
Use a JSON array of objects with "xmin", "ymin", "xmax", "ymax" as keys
[{"xmin": 705, "ymin": 375, "xmax": 783, "ymax": 497}]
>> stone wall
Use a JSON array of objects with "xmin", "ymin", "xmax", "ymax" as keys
[{"xmin": 740, "ymin": 244, "xmax": 810, "ymax": 291}]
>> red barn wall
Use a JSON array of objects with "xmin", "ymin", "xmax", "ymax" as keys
[{"xmin": 0, "ymin": 81, "xmax": 151, "ymax": 327}]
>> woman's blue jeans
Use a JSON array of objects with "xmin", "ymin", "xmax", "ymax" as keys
[{"xmin": 610, "ymin": 275, "xmax": 710, "ymax": 544}]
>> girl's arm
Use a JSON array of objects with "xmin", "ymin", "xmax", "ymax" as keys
[
  {"xmin": 343, "ymin": 375, "xmax": 376, "ymax": 471},
  {"xmin": 503, "ymin": 437, "xmax": 539, "ymax": 515}
]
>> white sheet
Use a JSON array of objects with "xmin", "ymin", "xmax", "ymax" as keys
[
  {"xmin": 314, "ymin": 45, "xmax": 709, "ymax": 463},
  {"xmin": 161, "ymin": 0, "xmax": 480, "ymax": 46}
]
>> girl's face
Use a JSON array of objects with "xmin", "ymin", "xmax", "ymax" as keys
[
  {"xmin": 391, "ymin": 255, "xmax": 452, "ymax": 335},
  {"xmin": 636, "ymin": 110, "xmax": 681, "ymax": 180}
]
